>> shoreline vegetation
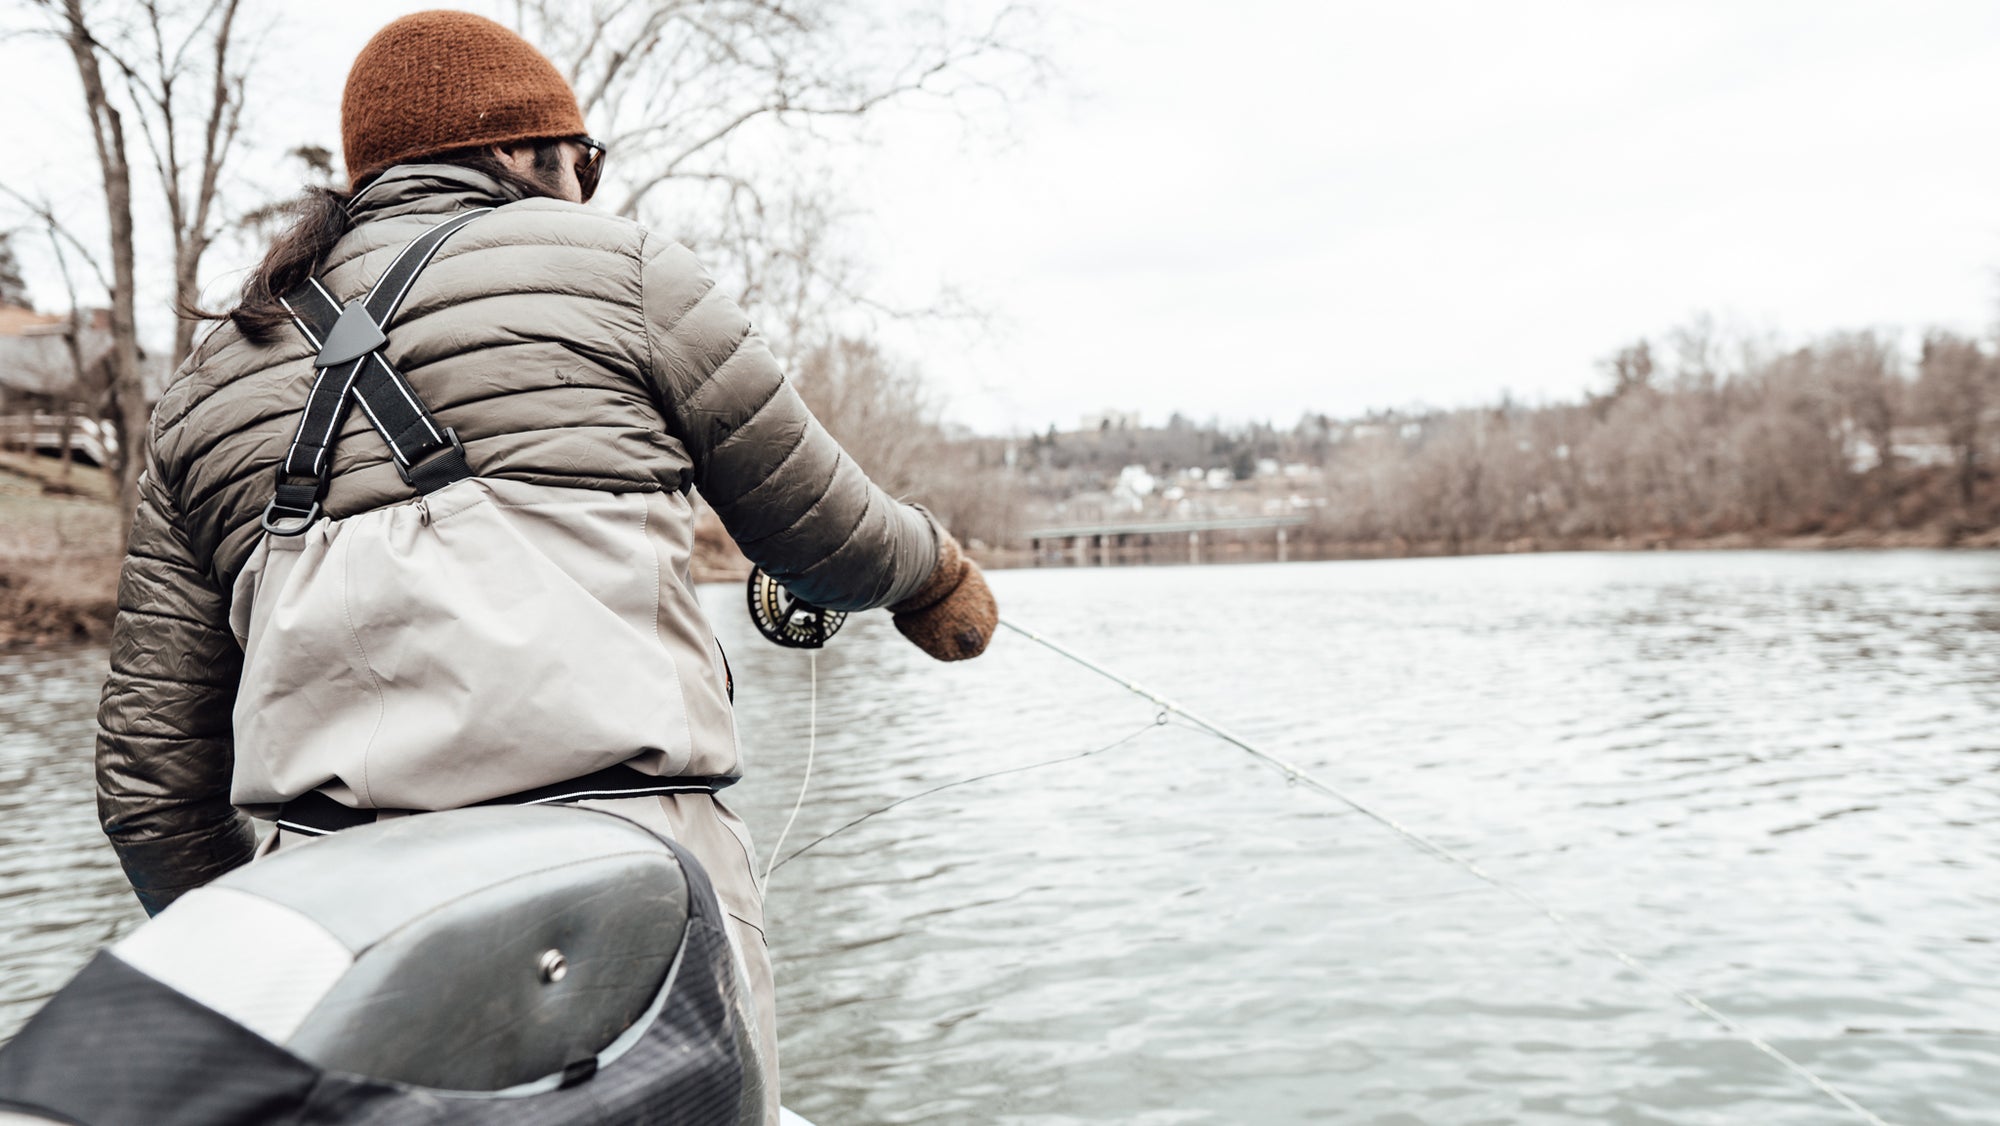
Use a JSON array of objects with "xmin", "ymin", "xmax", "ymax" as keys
[
  {"xmin": 4, "ymin": 447, "xmax": 1992, "ymax": 649},
  {"xmin": 7, "ymin": 326, "xmax": 1996, "ymax": 646}
]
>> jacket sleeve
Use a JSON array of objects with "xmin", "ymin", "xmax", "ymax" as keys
[
  {"xmin": 95, "ymin": 448, "xmax": 256, "ymax": 916},
  {"xmin": 637, "ymin": 234, "xmax": 938, "ymax": 611}
]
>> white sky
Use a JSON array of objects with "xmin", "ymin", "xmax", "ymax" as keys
[{"xmin": 8, "ymin": 1, "xmax": 2000, "ymax": 434}]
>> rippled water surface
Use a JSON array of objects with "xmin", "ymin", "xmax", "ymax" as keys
[{"xmin": 3, "ymin": 551, "xmax": 1998, "ymax": 1124}]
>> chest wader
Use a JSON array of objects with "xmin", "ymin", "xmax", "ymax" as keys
[
  {"xmin": 223, "ymin": 210, "xmax": 735, "ymax": 820},
  {"xmin": 259, "ymin": 207, "xmax": 490, "ymax": 537},
  {"xmin": 0, "ymin": 214, "xmax": 763, "ymax": 1126}
]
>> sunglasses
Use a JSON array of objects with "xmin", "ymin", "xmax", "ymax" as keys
[{"xmin": 574, "ymin": 136, "xmax": 607, "ymax": 202}]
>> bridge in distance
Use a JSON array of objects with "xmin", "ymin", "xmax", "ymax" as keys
[{"xmin": 1024, "ymin": 514, "xmax": 1308, "ymax": 565}]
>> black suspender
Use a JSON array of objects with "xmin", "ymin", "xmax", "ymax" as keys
[{"xmin": 260, "ymin": 208, "xmax": 492, "ymax": 536}]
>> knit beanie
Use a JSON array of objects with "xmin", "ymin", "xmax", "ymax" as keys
[{"xmin": 341, "ymin": 10, "xmax": 585, "ymax": 188}]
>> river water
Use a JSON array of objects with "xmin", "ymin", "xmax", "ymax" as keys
[{"xmin": 2, "ymin": 551, "xmax": 1996, "ymax": 1124}]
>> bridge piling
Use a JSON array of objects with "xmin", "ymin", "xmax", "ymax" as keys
[{"xmin": 1023, "ymin": 515, "xmax": 1308, "ymax": 567}]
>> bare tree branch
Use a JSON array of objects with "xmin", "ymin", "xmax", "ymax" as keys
[
  {"xmin": 508, "ymin": 0, "xmax": 1047, "ymax": 354},
  {"xmin": 0, "ymin": 185, "xmax": 112, "ymax": 295}
]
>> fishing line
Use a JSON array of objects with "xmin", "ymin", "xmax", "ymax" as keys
[
  {"xmin": 762, "ymin": 649, "xmax": 817, "ymax": 886},
  {"xmin": 994, "ymin": 617, "xmax": 1897, "ymax": 1126},
  {"xmin": 767, "ymin": 717, "xmax": 1165, "ymax": 875}
]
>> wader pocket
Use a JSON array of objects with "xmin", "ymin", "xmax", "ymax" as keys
[{"xmin": 230, "ymin": 480, "xmax": 692, "ymax": 810}]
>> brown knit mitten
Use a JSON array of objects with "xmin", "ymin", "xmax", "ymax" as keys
[{"xmin": 890, "ymin": 534, "xmax": 998, "ymax": 661}]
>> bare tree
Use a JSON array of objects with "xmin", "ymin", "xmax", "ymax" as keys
[
  {"xmin": 40, "ymin": 227, "xmax": 110, "ymax": 483},
  {"xmin": 9, "ymin": 0, "xmax": 258, "ymax": 536},
  {"xmin": 506, "ymin": 0, "xmax": 1043, "ymax": 354},
  {"xmin": 29, "ymin": 0, "xmax": 146, "ymax": 536},
  {"xmin": 1820, "ymin": 329, "xmax": 1899, "ymax": 479},
  {"xmin": 791, "ymin": 334, "xmax": 939, "ymax": 496},
  {"xmin": 1915, "ymin": 331, "xmax": 1991, "ymax": 509},
  {"xmin": 783, "ymin": 333, "xmax": 1026, "ymax": 546},
  {"xmin": 1596, "ymin": 338, "xmax": 1656, "ymax": 408},
  {"xmin": 1664, "ymin": 313, "xmax": 1724, "ymax": 392},
  {"xmin": 0, "ymin": 230, "xmax": 31, "ymax": 308},
  {"xmin": 235, "ymin": 143, "xmax": 338, "ymax": 237},
  {"xmin": 106, "ymin": 0, "xmax": 252, "ymax": 370}
]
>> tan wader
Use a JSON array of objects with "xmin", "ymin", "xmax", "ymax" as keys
[
  {"xmin": 240, "ymin": 214, "xmax": 777, "ymax": 1121},
  {"xmin": 579, "ymin": 793, "xmax": 778, "ymax": 1126}
]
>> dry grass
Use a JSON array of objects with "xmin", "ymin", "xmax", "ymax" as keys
[{"xmin": 0, "ymin": 451, "xmax": 122, "ymax": 647}]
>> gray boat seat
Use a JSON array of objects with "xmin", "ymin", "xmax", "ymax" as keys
[{"xmin": 108, "ymin": 805, "xmax": 688, "ymax": 1092}]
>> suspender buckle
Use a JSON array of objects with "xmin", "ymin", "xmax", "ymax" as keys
[{"xmin": 397, "ymin": 427, "xmax": 473, "ymax": 495}]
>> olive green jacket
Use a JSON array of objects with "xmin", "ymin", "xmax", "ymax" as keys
[{"xmin": 97, "ymin": 164, "xmax": 938, "ymax": 913}]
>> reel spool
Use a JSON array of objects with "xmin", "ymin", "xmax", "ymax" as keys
[{"xmin": 746, "ymin": 567, "xmax": 846, "ymax": 649}]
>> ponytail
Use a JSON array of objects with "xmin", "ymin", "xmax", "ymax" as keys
[{"xmin": 200, "ymin": 185, "xmax": 356, "ymax": 343}]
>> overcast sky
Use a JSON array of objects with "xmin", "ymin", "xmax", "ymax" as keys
[{"xmin": 7, "ymin": 1, "xmax": 2000, "ymax": 434}]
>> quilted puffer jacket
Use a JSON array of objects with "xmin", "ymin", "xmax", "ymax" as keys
[{"xmin": 96, "ymin": 164, "xmax": 939, "ymax": 913}]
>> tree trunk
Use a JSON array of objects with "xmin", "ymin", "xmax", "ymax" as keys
[
  {"xmin": 59, "ymin": 0, "xmax": 146, "ymax": 543},
  {"xmin": 57, "ymin": 406, "xmax": 76, "ymax": 484},
  {"xmin": 171, "ymin": 0, "xmax": 243, "ymax": 371}
]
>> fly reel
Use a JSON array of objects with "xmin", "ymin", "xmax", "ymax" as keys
[{"xmin": 746, "ymin": 567, "xmax": 846, "ymax": 649}]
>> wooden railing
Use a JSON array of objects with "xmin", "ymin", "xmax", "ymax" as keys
[{"xmin": 0, "ymin": 413, "xmax": 116, "ymax": 468}]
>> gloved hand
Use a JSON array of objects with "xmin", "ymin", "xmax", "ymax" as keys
[{"xmin": 890, "ymin": 533, "xmax": 997, "ymax": 661}]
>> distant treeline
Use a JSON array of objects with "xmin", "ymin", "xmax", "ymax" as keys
[
  {"xmin": 799, "ymin": 318, "xmax": 1998, "ymax": 558},
  {"xmin": 1298, "ymin": 324, "xmax": 1995, "ymax": 551}
]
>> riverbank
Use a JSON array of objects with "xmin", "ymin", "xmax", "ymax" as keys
[
  {"xmin": 1014, "ymin": 523, "xmax": 2000, "ymax": 569},
  {"xmin": 0, "ymin": 453, "xmax": 120, "ymax": 648},
  {"xmin": 4, "ymin": 449, "xmax": 1994, "ymax": 646},
  {"xmin": 1295, "ymin": 523, "xmax": 2000, "ymax": 561}
]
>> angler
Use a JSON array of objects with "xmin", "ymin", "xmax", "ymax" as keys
[{"xmin": 87, "ymin": 10, "xmax": 996, "ymax": 1122}]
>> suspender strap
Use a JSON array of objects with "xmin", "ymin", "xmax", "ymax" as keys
[{"xmin": 263, "ymin": 208, "xmax": 491, "ymax": 535}]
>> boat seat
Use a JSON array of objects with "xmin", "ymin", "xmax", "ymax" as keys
[{"xmin": 109, "ymin": 806, "xmax": 689, "ymax": 1092}]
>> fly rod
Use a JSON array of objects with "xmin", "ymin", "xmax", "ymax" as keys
[
  {"xmin": 995, "ymin": 616, "xmax": 1896, "ymax": 1126},
  {"xmin": 743, "ymin": 567, "xmax": 1896, "ymax": 1126}
]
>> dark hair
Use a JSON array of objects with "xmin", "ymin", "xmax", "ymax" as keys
[{"xmin": 195, "ymin": 142, "xmax": 567, "ymax": 343}]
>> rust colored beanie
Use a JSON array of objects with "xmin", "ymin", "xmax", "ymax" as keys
[{"xmin": 341, "ymin": 10, "xmax": 585, "ymax": 188}]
